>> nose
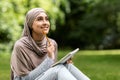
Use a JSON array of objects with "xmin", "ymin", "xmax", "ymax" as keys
[
  {"xmin": 43, "ymin": 19, "xmax": 49, "ymax": 25},
  {"xmin": 43, "ymin": 19, "xmax": 47, "ymax": 23}
]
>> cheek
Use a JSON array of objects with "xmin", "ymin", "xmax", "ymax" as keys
[
  {"xmin": 32, "ymin": 22, "xmax": 42, "ymax": 29},
  {"xmin": 32, "ymin": 23, "xmax": 42, "ymax": 33},
  {"xmin": 48, "ymin": 22, "xmax": 50, "ymax": 27}
]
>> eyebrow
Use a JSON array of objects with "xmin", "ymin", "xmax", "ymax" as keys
[{"xmin": 36, "ymin": 15, "xmax": 48, "ymax": 18}]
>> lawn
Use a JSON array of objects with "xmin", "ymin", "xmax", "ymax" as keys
[
  {"xmin": 0, "ymin": 53, "xmax": 10, "ymax": 80},
  {"xmin": 0, "ymin": 50, "xmax": 120, "ymax": 80}
]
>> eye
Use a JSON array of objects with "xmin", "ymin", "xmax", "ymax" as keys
[
  {"xmin": 45, "ymin": 17, "xmax": 49, "ymax": 21},
  {"xmin": 37, "ymin": 17, "xmax": 43, "ymax": 21}
]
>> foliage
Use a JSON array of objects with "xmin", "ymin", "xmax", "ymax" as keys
[
  {"xmin": 1, "ymin": 0, "xmax": 120, "ymax": 51},
  {"xmin": 53, "ymin": 0, "xmax": 120, "ymax": 49},
  {"xmin": 0, "ymin": 0, "xmax": 69, "ymax": 52}
]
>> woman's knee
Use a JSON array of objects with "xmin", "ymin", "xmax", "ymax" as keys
[
  {"xmin": 51, "ymin": 64, "xmax": 65, "ymax": 73},
  {"xmin": 57, "ymin": 65, "xmax": 77, "ymax": 80}
]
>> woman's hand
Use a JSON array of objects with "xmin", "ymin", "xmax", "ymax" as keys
[
  {"xmin": 47, "ymin": 42, "xmax": 55, "ymax": 60},
  {"xmin": 67, "ymin": 58, "xmax": 73, "ymax": 64}
]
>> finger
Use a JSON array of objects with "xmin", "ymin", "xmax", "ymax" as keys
[{"xmin": 67, "ymin": 59, "xmax": 73, "ymax": 64}]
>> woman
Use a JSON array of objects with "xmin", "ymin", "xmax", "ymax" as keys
[{"xmin": 11, "ymin": 8, "xmax": 90, "ymax": 80}]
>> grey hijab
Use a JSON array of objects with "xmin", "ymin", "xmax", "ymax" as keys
[{"xmin": 22, "ymin": 8, "xmax": 47, "ymax": 56}]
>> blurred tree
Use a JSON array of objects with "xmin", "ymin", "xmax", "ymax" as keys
[
  {"xmin": 0, "ymin": 0, "xmax": 69, "ymax": 52},
  {"xmin": 53, "ymin": 0, "xmax": 120, "ymax": 49},
  {"xmin": 0, "ymin": 0, "xmax": 23, "ymax": 52},
  {"xmin": 1, "ymin": 0, "xmax": 120, "ymax": 52}
]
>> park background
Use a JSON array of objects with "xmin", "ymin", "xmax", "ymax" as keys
[{"xmin": 0, "ymin": 0, "xmax": 120, "ymax": 80}]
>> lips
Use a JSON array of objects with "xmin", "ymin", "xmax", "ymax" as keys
[
  {"xmin": 41, "ymin": 27, "xmax": 49, "ymax": 33},
  {"xmin": 41, "ymin": 26, "xmax": 48, "ymax": 29},
  {"xmin": 42, "ymin": 26, "xmax": 49, "ymax": 34},
  {"xmin": 41, "ymin": 26, "xmax": 48, "ymax": 28}
]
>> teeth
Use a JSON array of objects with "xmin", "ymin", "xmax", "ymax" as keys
[
  {"xmin": 43, "ymin": 27, "xmax": 48, "ymax": 29},
  {"xmin": 41, "ymin": 27, "xmax": 48, "ymax": 28}
]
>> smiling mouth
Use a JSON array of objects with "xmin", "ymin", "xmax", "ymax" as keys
[
  {"xmin": 41, "ymin": 26, "xmax": 48, "ymax": 29},
  {"xmin": 41, "ymin": 26, "xmax": 49, "ymax": 32}
]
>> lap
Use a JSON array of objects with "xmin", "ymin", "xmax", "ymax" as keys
[
  {"xmin": 35, "ymin": 64, "xmax": 77, "ymax": 80},
  {"xmin": 35, "ymin": 64, "xmax": 90, "ymax": 80},
  {"xmin": 35, "ymin": 64, "xmax": 64, "ymax": 80}
]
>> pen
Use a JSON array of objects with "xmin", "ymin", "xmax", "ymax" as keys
[{"xmin": 43, "ymin": 31, "xmax": 51, "ymax": 46}]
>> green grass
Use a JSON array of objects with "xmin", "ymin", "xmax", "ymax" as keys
[
  {"xmin": 58, "ymin": 50, "xmax": 120, "ymax": 80},
  {"xmin": 1, "ymin": 50, "xmax": 120, "ymax": 80},
  {"xmin": 0, "ymin": 53, "xmax": 10, "ymax": 80}
]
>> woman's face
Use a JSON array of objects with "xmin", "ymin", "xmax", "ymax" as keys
[{"xmin": 32, "ymin": 12, "xmax": 50, "ymax": 35}]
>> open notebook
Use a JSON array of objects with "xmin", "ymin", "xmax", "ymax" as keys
[{"xmin": 52, "ymin": 48, "xmax": 79, "ymax": 67}]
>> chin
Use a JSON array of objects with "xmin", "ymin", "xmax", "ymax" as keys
[{"xmin": 43, "ymin": 31, "xmax": 49, "ymax": 34}]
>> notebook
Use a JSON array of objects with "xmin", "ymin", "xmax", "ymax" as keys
[{"xmin": 52, "ymin": 48, "xmax": 79, "ymax": 67}]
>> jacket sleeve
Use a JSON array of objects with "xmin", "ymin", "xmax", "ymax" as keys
[{"xmin": 14, "ymin": 57, "xmax": 54, "ymax": 80}]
